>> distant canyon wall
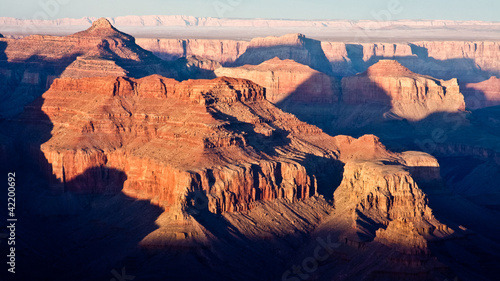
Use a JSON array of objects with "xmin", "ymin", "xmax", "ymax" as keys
[{"xmin": 136, "ymin": 38, "xmax": 500, "ymax": 83}]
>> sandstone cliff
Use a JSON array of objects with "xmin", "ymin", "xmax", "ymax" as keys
[
  {"xmin": 22, "ymin": 74, "xmax": 442, "ymax": 224},
  {"xmin": 333, "ymin": 159, "xmax": 451, "ymax": 262},
  {"xmin": 215, "ymin": 57, "xmax": 339, "ymax": 104},
  {"xmin": 135, "ymin": 38, "xmax": 249, "ymax": 64},
  {"xmin": 27, "ymin": 75, "xmax": 339, "ymax": 218},
  {"xmin": 341, "ymin": 60, "xmax": 465, "ymax": 121},
  {"xmin": 134, "ymin": 37, "xmax": 500, "ymax": 83}
]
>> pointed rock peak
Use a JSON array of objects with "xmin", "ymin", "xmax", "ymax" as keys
[
  {"xmin": 365, "ymin": 60, "xmax": 413, "ymax": 76},
  {"xmin": 0, "ymin": 33, "xmax": 4, "ymax": 38},
  {"xmin": 90, "ymin": 18, "xmax": 114, "ymax": 30},
  {"xmin": 70, "ymin": 17, "xmax": 133, "ymax": 41}
]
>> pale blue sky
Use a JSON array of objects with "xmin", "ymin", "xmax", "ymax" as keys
[{"xmin": 1, "ymin": 0, "xmax": 500, "ymax": 21}]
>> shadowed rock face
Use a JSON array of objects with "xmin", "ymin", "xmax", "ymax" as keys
[
  {"xmin": 215, "ymin": 57, "xmax": 339, "ymax": 104},
  {"xmin": 342, "ymin": 60, "xmax": 466, "ymax": 121},
  {"xmin": 463, "ymin": 76, "xmax": 500, "ymax": 109},
  {"xmin": 232, "ymin": 33, "xmax": 333, "ymax": 75},
  {"xmin": 136, "ymin": 37, "xmax": 500, "ymax": 82}
]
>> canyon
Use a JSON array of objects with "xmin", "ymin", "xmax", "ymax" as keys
[
  {"xmin": 1, "ymin": 18, "xmax": 500, "ymax": 281},
  {"xmin": 137, "ymin": 37, "xmax": 500, "ymax": 83}
]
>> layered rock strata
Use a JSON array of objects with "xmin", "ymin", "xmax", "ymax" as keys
[
  {"xmin": 215, "ymin": 57, "xmax": 339, "ymax": 104},
  {"xmin": 341, "ymin": 60, "xmax": 465, "ymax": 120},
  {"xmin": 22, "ymin": 74, "xmax": 442, "ymax": 226},
  {"xmin": 0, "ymin": 18, "xmax": 173, "ymax": 116}
]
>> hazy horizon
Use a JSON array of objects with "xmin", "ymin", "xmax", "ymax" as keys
[
  {"xmin": 1, "ymin": 0, "xmax": 500, "ymax": 22},
  {"xmin": 4, "ymin": 14, "xmax": 500, "ymax": 23}
]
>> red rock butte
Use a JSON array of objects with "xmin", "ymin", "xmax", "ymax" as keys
[
  {"xmin": 216, "ymin": 57, "xmax": 339, "ymax": 104},
  {"xmin": 342, "ymin": 60, "xmax": 465, "ymax": 120}
]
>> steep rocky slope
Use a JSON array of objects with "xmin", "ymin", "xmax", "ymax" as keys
[
  {"xmin": 19, "ymin": 73, "xmax": 444, "ymax": 229},
  {"xmin": 215, "ymin": 57, "xmax": 339, "ymax": 104},
  {"xmin": 341, "ymin": 60, "xmax": 465, "ymax": 121},
  {"xmin": 23, "ymin": 76, "xmax": 332, "ymax": 218}
]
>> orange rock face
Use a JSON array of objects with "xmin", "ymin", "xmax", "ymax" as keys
[
  {"xmin": 25, "ymin": 73, "xmax": 440, "ymax": 222},
  {"xmin": 341, "ymin": 60, "xmax": 466, "ymax": 120},
  {"xmin": 31, "ymin": 75, "xmax": 336, "ymax": 216},
  {"xmin": 334, "ymin": 160, "xmax": 451, "ymax": 245},
  {"xmin": 215, "ymin": 57, "xmax": 339, "ymax": 104},
  {"xmin": 135, "ymin": 37, "xmax": 500, "ymax": 83}
]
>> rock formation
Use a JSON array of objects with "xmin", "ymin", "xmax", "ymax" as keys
[
  {"xmin": 171, "ymin": 55, "xmax": 221, "ymax": 80},
  {"xmin": 232, "ymin": 33, "xmax": 333, "ymax": 75},
  {"xmin": 0, "ymin": 18, "xmax": 175, "ymax": 117},
  {"xmin": 334, "ymin": 160, "xmax": 447, "ymax": 240},
  {"xmin": 463, "ymin": 76, "xmax": 500, "ymax": 109},
  {"xmin": 19, "ymin": 72, "xmax": 443, "ymax": 227},
  {"xmin": 341, "ymin": 60, "xmax": 466, "ymax": 121},
  {"xmin": 136, "ymin": 38, "xmax": 249, "ymax": 64},
  {"xmin": 215, "ymin": 57, "xmax": 339, "ymax": 104},
  {"xmin": 134, "ymin": 38, "xmax": 500, "ymax": 83},
  {"xmin": 25, "ymin": 75, "xmax": 332, "ymax": 218}
]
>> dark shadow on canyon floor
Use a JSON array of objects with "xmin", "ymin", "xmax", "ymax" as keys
[{"xmin": 0, "ymin": 72, "xmax": 166, "ymax": 280}]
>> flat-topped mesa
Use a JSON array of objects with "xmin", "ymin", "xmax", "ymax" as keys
[
  {"xmin": 334, "ymin": 160, "xmax": 451, "ymax": 247},
  {"xmin": 70, "ymin": 17, "xmax": 134, "ymax": 41},
  {"xmin": 187, "ymin": 76, "xmax": 266, "ymax": 104},
  {"xmin": 215, "ymin": 57, "xmax": 339, "ymax": 104},
  {"xmin": 248, "ymin": 33, "xmax": 307, "ymax": 48},
  {"xmin": 342, "ymin": 59, "xmax": 465, "ymax": 120}
]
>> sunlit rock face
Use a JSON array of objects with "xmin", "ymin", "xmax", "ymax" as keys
[
  {"xmin": 341, "ymin": 60, "xmax": 465, "ymax": 121},
  {"xmin": 215, "ymin": 57, "xmax": 339, "ymax": 104}
]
